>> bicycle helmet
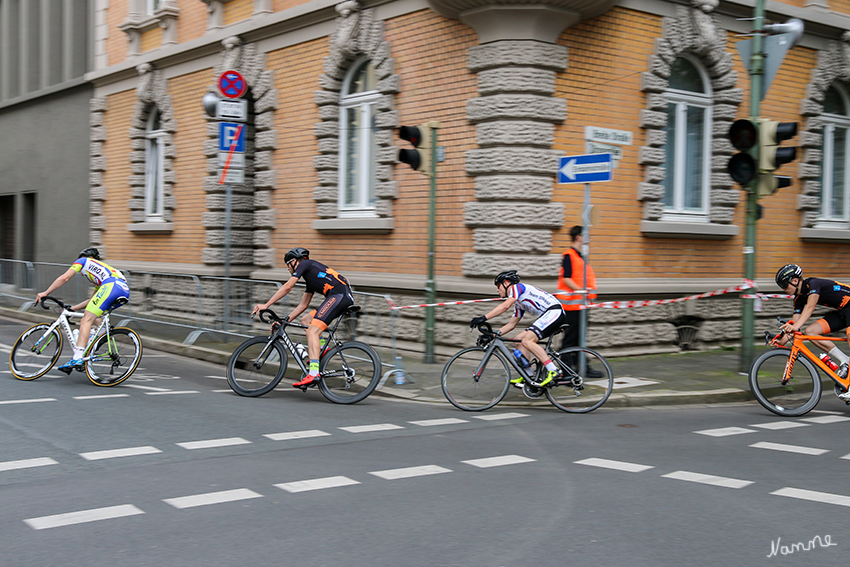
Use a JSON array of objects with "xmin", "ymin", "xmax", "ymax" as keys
[
  {"xmin": 284, "ymin": 247, "xmax": 310, "ymax": 264},
  {"xmin": 775, "ymin": 263, "xmax": 802, "ymax": 289},
  {"xmin": 78, "ymin": 247, "xmax": 101, "ymax": 261},
  {"xmin": 494, "ymin": 270, "xmax": 521, "ymax": 286}
]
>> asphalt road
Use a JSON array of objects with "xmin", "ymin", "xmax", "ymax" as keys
[{"xmin": 1, "ymin": 316, "xmax": 848, "ymax": 566}]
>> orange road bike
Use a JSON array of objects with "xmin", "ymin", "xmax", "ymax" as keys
[{"xmin": 749, "ymin": 317, "xmax": 850, "ymax": 416}]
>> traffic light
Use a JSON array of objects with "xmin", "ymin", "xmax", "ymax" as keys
[
  {"xmin": 728, "ymin": 119, "xmax": 757, "ymax": 186},
  {"xmin": 398, "ymin": 124, "xmax": 433, "ymax": 176},
  {"xmin": 757, "ymin": 119, "xmax": 798, "ymax": 197}
]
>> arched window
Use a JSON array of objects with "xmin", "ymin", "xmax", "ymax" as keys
[
  {"xmin": 663, "ymin": 56, "xmax": 712, "ymax": 218},
  {"xmin": 144, "ymin": 108, "xmax": 166, "ymax": 220},
  {"xmin": 820, "ymin": 84, "xmax": 850, "ymax": 224},
  {"xmin": 339, "ymin": 57, "xmax": 379, "ymax": 215}
]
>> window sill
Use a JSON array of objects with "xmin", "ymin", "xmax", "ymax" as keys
[
  {"xmin": 127, "ymin": 221, "xmax": 174, "ymax": 234},
  {"xmin": 799, "ymin": 227, "xmax": 850, "ymax": 243},
  {"xmin": 312, "ymin": 218, "xmax": 394, "ymax": 234},
  {"xmin": 640, "ymin": 220, "xmax": 738, "ymax": 240}
]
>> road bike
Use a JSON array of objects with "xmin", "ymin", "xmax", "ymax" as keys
[
  {"xmin": 749, "ymin": 317, "xmax": 850, "ymax": 416},
  {"xmin": 441, "ymin": 322, "xmax": 614, "ymax": 413},
  {"xmin": 226, "ymin": 306, "xmax": 382, "ymax": 404},
  {"xmin": 9, "ymin": 296, "xmax": 143, "ymax": 386}
]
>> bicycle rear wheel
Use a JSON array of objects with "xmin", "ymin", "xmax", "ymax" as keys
[
  {"xmin": 441, "ymin": 347, "xmax": 510, "ymax": 411},
  {"xmin": 749, "ymin": 348, "xmax": 822, "ymax": 417},
  {"xmin": 85, "ymin": 328, "xmax": 143, "ymax": 386},
  {"xmin": 227, "ymin": 336, "xmax": 288, "ymax": 397},
  {"xmin": 9, "ymin": 324, "xmax": 63, "ymax": 380},
  {"xmin": 318, "ymin": 341, "xmax": 381, "ymax": 404},
  {"xmin": 547, "ymin": 347, "xmax": 613, "ymax": 413}
]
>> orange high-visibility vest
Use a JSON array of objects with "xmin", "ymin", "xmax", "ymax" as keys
[{"xmin": 556, "ymin": 248, "xmax": 597, "ymax": 311}]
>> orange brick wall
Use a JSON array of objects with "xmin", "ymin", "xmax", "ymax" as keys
[
  {"xmin": 101, "ymin": 90, "xmax": 135, "ymax": 259},
  {"xmin": 829, "ymin": 0, "xmax": 850, "ymax": 16},
  {"xmin": 224, "ymin": 0, "xmax": 255, "ymax": 25},
  {"xmin": 176, "ymin": 1, "xmax": 209, "ymax": 44},
  {"xmin": 140, "ymin": 26, "xmax": 163, "ymax": 53},
  {"xmin": 273, "ymin": 0, "xmax": 313, "ymax": 11},
  {"xmin": 105, "ymin": 1, "xmax": 128, "ymax": 67}
]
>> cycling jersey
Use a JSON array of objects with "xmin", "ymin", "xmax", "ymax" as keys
[
  {"xmin": 71, "ymin": 257, "xmax": 126, "ymax": 286},
  {"xmin": 793, "ymin": 278, "xmax": 850, "ymax": 313},
  {"xmin": 292, "ymin": 259, "xmax": 350, "ymax": 297},
  {"xmin": 70, "ymin": 257, "xmax": 129, "ymax": 316},
  {"xmin": 508, "ymin": 283, "xmax": 562, "ymax": 319}
]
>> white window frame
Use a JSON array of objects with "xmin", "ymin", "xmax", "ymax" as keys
[
  {"xmin": 338, "ymin": 57, "xmax": 380, "ymax": 217},
  {"xmin": 662, "ymin": 56, "xmax": 713, "ymax": 221},
  {"xmin": 146, "ymin": 0, "xmax": 161, "ymax": 15},
  {"xmin": 819, "ymin": 86, "xmax": 850, "ymax": 227},
  {"xmin": 144, "ymin": 109, "xmax": 166, "ymax": 221}
]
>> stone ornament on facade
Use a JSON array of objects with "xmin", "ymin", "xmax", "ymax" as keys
[
  {"xmin": 638, "ymin": 0, "xmax": 742, "ymax": 225},
  {"xmin": 119, "ymin": 0, "xmax": 181, "ymax": 56},
  {"xmin": 796, "ymin": 35, "xmax": 850, "ymax": 229},
  {"xmin": 89, "ymin": 97, "xmax": 110, "ymax": 249},
  {"xmin": 312, "ymin": 1, "xmax": 401, "ymax": 228},
  {"xmin": 202, "ymin": 37, "xmax": 279, "ymax": 269}
]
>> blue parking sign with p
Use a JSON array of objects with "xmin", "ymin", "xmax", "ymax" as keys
[{"xmin": 219, "ymin": 122, "xmax": 246, "ymax": 152}]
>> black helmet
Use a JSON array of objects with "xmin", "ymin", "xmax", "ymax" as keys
[
  {"xmin": 78, "ymin": 247, "xmax": 101, "ymax": 261},
  {"xmin": 494, "ymin": 270, "xmax": 521, "ymax": 286},
  {"xmin": 284, "ymin": 247, "xmax": 310, "ymax": 264},
  {"xmin": 775, "ymin": 264, "xmax": 802, "ymax": 289}
]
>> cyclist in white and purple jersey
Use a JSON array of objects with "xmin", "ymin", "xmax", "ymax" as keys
[
  {"xmin": 470, "ymin": 270, "xmax": 568, "ymax": 387},
  {"xmin": 36, "ymin": 248, "xmax": 130, "ymax": 372}
]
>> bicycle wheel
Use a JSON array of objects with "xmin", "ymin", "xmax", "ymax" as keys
[
  {"xmin": 227, "ymin": 336, "xmax": 288, "ymax": 397},
  {"xmin": 441, "ymin": 347, "xmax": 510, "ymax": 411},
  {"xmin": 547, "ymin": 347, "xmax": 613, "ymax": 413},
  {"xmin": 749, "ymin": 348, "xmax": 822, "ymax": 417},
  {"xmin": 9, "ymin": 324, "xmax": 63, "ymax": 380},
  {"xmin": 318, "ymin": 341, "xmax": 381, "ymax": 404},
  {"xmin": 85, "ymin": 328, "xmax": 143, "ymax": 386}
]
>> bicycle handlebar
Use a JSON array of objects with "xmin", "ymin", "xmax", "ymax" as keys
[{"xmin": 39, "ymin": 296, "xmax": 73, "ymax": 311}]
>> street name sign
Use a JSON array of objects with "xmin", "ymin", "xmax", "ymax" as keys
[
  {"xmin": 585, "ymin": 127, "xmax": 632, "ymax": 146},
  {"xmin": 558, "ymin": 153, "xmax": 613, "ymax": 184},
  {"xmin": 216, "ymin": 99, "xmax": 248, "ymax": 122}
]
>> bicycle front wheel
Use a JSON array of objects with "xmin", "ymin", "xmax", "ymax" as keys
[
  {"xmin": 441, "ymin": 347, "xmax": 510, "ymax": 411},
  {"xmin": 9, "ymin": 324, "xmax": 63, "ymax": 380},
  {"xmin": 85, "ymin": 328, "xmax": 143, "ymax": 386},
  {"xmin": 749, "ymin": 348, "xmax": 822, "ymax": 417},
  {"xmin": 547, "ymin": 347, "xmax": 613, "ymax": 413},
  {"xmin": 318, "ymin": 341, "xmax": 381, "ymax": 404},
  {"xmin": 227, "ymin": 336, "xmax": 288, "ymax": 397}
]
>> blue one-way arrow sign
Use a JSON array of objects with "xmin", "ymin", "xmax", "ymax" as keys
[{"xmin": 558, "ymin": 153, "xmax": 613, "ymax": 184}]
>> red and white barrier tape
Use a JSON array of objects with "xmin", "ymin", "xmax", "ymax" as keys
[
  {"xmin": 387, "ymin": 280, "xmax": 757, "ymax": 311},
  {"xmin": 741, "ymin": 293, "xmax": 792, "ymax": 300}
]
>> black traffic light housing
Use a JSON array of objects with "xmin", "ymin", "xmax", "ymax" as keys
[
  {"xmin": 728, "ymin": 119, "xmax": 758, "ymax": 185},
  {"xmin": 398, "ymin": 124, "xmax": 434, "ymax": 176},
  {"xmin": 758, "ymin": 120, "xmax": 798, "ymax": 197}
]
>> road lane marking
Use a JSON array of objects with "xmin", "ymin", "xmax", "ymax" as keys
[
  {"xmin": 163, "ymin": 488, "xmax": 263, "ymax": 509},
  {"xmin": 408, "ymin": 418, "xmax": 469, "ymax": 427},
  {"xmin": 275, "ymin": 476, "xmax": 360, "ymax": 493},
  {"xmin": 574, "ymin": 458, "xmax": 654, "ymax": 473},
  {"xmin": 0, "ymin": 457, "xmax": 58, "ymax": 472},
  {"xmin": 771, "ymin": 487, "xmax": 850, "ymax": 507},
  {"xmin": 73, "ymin": 393, "xmax": 130, "ymax": 400},
  {"xmin": 0, "ymin": 398, "xmax": 57, "ymax": 405},
  {"xmin": 264, "ymin": 430, "xmax": 332, "ymax": 441},
  {"xmin": 662, "ymin": 470, "xmax": 753, "ymax": 489},
  {"xmin": 122, "ymin": 384, "xmax": 172, "ymax": 392},
  {"xmin": 750, "ymin": 421, "xmax": 810, "ymax": 430},
  {"xmin": 470, "ymin": 412, "xmax": 529, "ymax": 421},
  {"xmin": 801, "ymin": 415, "xmax": 850, "ymax": 424},
  {"xmin": 24, "ymin": 504, "xmax": 144, "ymax": 530},
  {"xmin": 462, "ymin": 455, "xmax": 536, "ymax": 468},
  {"xmin": 145, "ymin": 390, "xmax": 200, "ymax": 395},
  {"xmin": 176, "ymin": 437, "xmax": 251, "ymax": 450},
  {"xmin": 693, "ymin": 427, "xmax": 756, "ymax": 437},
  {"xmin": 80, "ymin": 446, "xmax": 162, "ymax": 461},
  {"xmin": 749, "ymin": 441, "xmax": 829, "ymax": 456},
  {"xmin": 339, "ymin": 423, "xmax": 405, "ymax": 433},
  {"xmin": 370, "ymin": 465, "xmax": 452, "ymax": 480}
]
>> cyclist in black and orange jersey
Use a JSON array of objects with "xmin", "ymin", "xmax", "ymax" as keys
[
  {"xmin": 775, "ymin": 263, "xmax": 850, "ymax": 395},
  {"xmin": 252, "ymin": 248, "xmax": 353, "ymax": 387}
]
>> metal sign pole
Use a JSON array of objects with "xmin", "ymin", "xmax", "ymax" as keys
[
  {"xmin": 581, "ymin": 183, "xmax": 590, "ymax": 350},
  {"xmin": 224, "ymin": 183, "xmax": 232, "ymax": 332}
]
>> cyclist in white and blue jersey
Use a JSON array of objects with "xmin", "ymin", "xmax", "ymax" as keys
[
  {"xmin": 470, "ymin": 270, "xmax": 568, "ymax": 386},
  {"xmin": 36, "ymin": 248, "xmax": 130, "ymax": 372}
]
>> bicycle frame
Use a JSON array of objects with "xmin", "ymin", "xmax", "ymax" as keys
[
  {"xmin": 473, "ymin": 333, "xmax": 559, "ymax": 383},
  {"xmin": 34, "ymin": 309, "xmax": 111, "ymax": 362},
  {"xmin": 783, "ymin": 333, "xmax": 850, "ymax": 392}
]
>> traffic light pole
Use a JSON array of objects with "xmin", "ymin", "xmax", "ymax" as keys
[
  {"xmin": 741, "ymin": 0, "xmax": 765, "ymax": 373},
  {"xmin": 424, "ymin": 126, "xmax": 437, "ymax": 364}
]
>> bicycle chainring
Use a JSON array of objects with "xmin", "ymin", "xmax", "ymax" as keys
[{"xmin": 522, "ymin": 382, "xmax": 544, "ymax": 399}]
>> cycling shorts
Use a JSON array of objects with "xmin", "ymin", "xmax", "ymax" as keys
[
  {"xmin": 817, "ymin": 307, "xmax": 850, "ymax": 335},
  {"xmin": 309, "ymin": 292, "xmax": 354, "ymax": 331},
  {"xmin": 527, "ymin": 306, "xmax": 568, "ymax": 340},
  {"xmin": 85, "ymin": 278, "xmax": 130, "ymax": 317}
]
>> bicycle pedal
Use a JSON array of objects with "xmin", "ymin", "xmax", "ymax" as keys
[{"xmin": 58, "ymin": 366, "xmax": 73, "ymax": 375}]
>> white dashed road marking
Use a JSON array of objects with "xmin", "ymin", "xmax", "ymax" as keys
[
  {"xmin": 163, "ymin": 488, "xmax": 263, "ymax": 509},
  {"xmin": 750, "ymin": 421, "xmax": 810, "ymax": 430},
  {"xmin": 122, "ymin": 384, "xmax": 172, "ymax": 392},
  {"xmin": 662, "ymin": 470, "xmax": 753, "ymax": 489},
  {"xmin": 275, "ymin": 476, "xmax": 361, "ymax": 493},
  {"xmin": 80, "ymin": 446, "xmax": 162, "ymax": 461},
  {"xmin": 749, "ymin": 441, "xmax": 829, "ymax": 456},
  {"xmin": 408, "ymin": 418, "xmax": 469, "ymax": 427},
  {"xmin": 771, "ymin": 487, "xmax": 850, "ymax": 508},
  {"xmin": 470, "ymin": 412, "xmax": 529, "ymax": 421},
  {"xmin": 145, "ymin": 390, "xmax": 199, "ymax": 395},
  {"xmin": 72, "ymin": 394, "xmax": 130, "ymax": 400},
  {"xmin": 574, "ymin": 458, "xmax": 654, "ymax": 473},
  {"xmin": 339, "ymin": 423, "xmax": 405, "ymax": 433},
  {"xmin": 0, "ymin": 457, "xmax": 58, "ymax": 472},
  {"xmin": 176, "ymin": 437, "xmax": 251, "ymax": 450},
  {"xmin": 801, "ymin": 415, "xmax": 850, "ymax": 424},
  {"xmin": 694, "ymin": 427, "xmax": 756, "ymax": 437},
  {"xmin": 24, "ymin": 504, "xmax": 144, "ymax": 530},
  {"xmin": 264, "ymin": 430, "xmax": 332, "ymax": 441},
  {"xmin": 0, "ymin": 398, "xmax": 57, "ymax": 405},
  {"xmin": 462, "ymin": 455, "xmax": 536, "ymax": 468},
  {"xmin": 369, "ymin": 465, "xmax": 452, "ymax": 480}
]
